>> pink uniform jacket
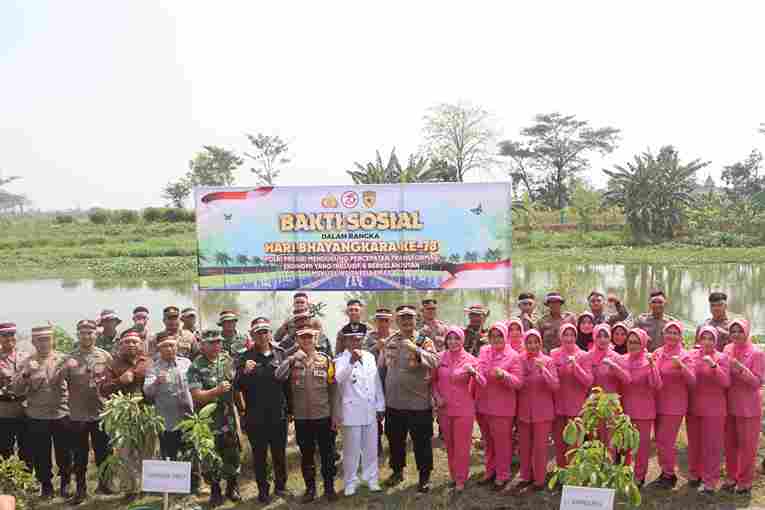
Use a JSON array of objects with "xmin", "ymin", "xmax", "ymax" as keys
[
  {"xmin": 689, "ymin": 341, "xmax": 730, "ymax": 417},
  {"xmin": 654, "ymin": 340, "xmax": 696, "ymax": 416},
  {"xmin": 433, "ymin": 348, "xmax": 483, "ymax": 418},
  {"xmin": 587, "ymin": 324, "xmax": 630, "ymax": 394},
  {"xmin": 723, "ymin": 320, "xmax": 765, "ymax": 418},
  {"xmin": 476, "ymin": 343, "xmax": 523, "ymax": 417},
  {"xmin": 621, "ymin": 329, "xmax": 662, "ymax": 420},
  {"xmin": 551, "ymin": 324, "xmax": 593, "ymax": 417},
  {"xmin": 517, "ymin": 335, "xmax": 560, "ymax": 423}
]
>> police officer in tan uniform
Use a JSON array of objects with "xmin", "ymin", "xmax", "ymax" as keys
[
  {"xmin": 61, "ymin": 319, "xmax": 113, "ymax": 504},
  {"xmin": 0, "ymin": 322, "xmax": 30, "ymax": 466},
  {"xmin": 635, "ymin": 289, "xmax": 678, "ymax": 352},
  {"xmin": 12, "ymin": 326, "xmax": 72, "ymax": 500},
  {"xmin": 380, "ymin": 305, "xmax": 439, "ymax": 493},
  {"xmin": 515, "ymin": 292, "xmax": 538, "ymax": 333},
  {"xmin": 537, "ymin": 292, "xmax": 576, "ymax": 353},
  {"xmin": 147, "ymin": 306, "xmax": 199, "ymax": 360},
  {"xmin": 273, "ymin": 292, "xmax": 311, "ymax": 343},
  {"xmin": 695, "ymin": 292, "xmax": 733, "ymax": 351},
  {"xmin": 277, "ymin": 327, "xmax": 339, "ymax": 503},
  {"xmin": 180, "ymin": 307, "xmax": 201, "ymax": 340},
  {"xmin": 420, "ymin": 299, "xmax": 448, "ymax": 352}
]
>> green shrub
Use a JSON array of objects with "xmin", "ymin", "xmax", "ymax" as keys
[
  {"xmin": 88, "ymin": 208, "xmax": 111, "ymax": 225},
  {"xmin": 142, "ymin": 207, "xmax": 164, "ymax": 223},
  {"xmin": 55, "ymin": 214, "xmax": 74, "ymax": 224},
  {"xmin": 114, "ymin": 209, "xmax": 139, "ymax": 224},
  {"xmin": 0, "ymin": 455, "xmax": 36, "ymax": 509}
]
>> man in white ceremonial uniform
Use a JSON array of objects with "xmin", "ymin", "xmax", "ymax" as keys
[{"xmin": 335, "ymin": 330, "xmax": 385, "ymax": 496}]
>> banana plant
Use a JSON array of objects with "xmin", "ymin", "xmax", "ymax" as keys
[
  {"xmin": 175, "ymin": 403, "xmax": 222, "ymax": 479},
  {"xmin": 549, "ymin": 387, "xmax": 642, "ymax": 507}
]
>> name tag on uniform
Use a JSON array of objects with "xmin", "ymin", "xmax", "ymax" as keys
[{"xmin": 313, "ymin": 369, "xmax": 326, "ymax": 378}]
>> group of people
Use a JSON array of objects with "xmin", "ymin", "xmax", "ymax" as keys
[{"xmin": 0, "ymin": 288, "xmax": 761, "ymax": 507}]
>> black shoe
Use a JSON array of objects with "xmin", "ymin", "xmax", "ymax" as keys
[
  {"xmin": 687, "ymin": 478, "xmax": 701, "ymax": 488},
  {"xmin": 492, "ymin": 480, "xmax": 510, "ymax": 492},
  {"xmin": 209, "ymin": 483, "xmax": 224, "ymax": 508},
  {"xmin": 300, "ymin": 485, "xmax": 316, "ymax": 504},
  {"xmin": 40, "ymin": 483, "xmax": 54, "ymax": 500},
  {"xmin": 226, "ymin": 479, "xmax": 242, "ymax": 502},
  {"xmin": 324, "ymin": 481, "xmax": 338, "ymax": 502},
  {"xmin": 737, "ymin": 487, "xmax": 751, "ymax": 496},
  {"xmin": 417, "ymin": 473, "xmax": 431, "ymax": 494},
  {"xmin": 636, "ymin": 479, "xmax": 645, "ymax": 488},
  {"xmin": 447, "ymin": 481, "xmax": 457, "ymax": 489},
  {"xmin": 274, "ymin": 487, "xmax": 292, "ymax": 498},
  {"xmin": 650, "ymin": 473, "xmax": 677, "ymax": 489},
  {"xmin": 70, "ymin": 488, "xmax": 87, "ymax": 505},
  {"xmin": 477, "ymin": 473, "xmax": 496, "ymax": 486},
  {"xmin": 60, "ymin": 479, "xmax": 71, "ymax": 499},
  {"xmin": 95, "ymin": 481, "xmax": 114, "ymax": 495},
  {"xmin": 258, "ymin": 492, "xmax": 273, "ymax": 504},
  {"xmin": 722, "ymin": 482, "xmax": 736, "ymax": 493},
  {"xmin": 384, "ymin": 471, "xmax": 404, "ymax": 487}
]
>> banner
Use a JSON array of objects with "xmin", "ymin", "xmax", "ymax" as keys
[{"xmin": 195, "ymin": 183, "xmax": 512, "ymax": 291}]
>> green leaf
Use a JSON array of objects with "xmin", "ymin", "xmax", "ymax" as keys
[{"xmin": 199, "ymin": 403, "xmax": 218, "ymax": 420}]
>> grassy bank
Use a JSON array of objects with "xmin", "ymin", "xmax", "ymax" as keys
[
  {"xmin": 25, "ymin": 428, "xmax": 765, "ymax": 510},
  {"xmin": 2, "ymin": 219, "xmax": 765, "ymax": 280}
]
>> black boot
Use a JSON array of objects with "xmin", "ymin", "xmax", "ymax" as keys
[
  {"xmin": 40, "ymin": 482, "xmax": 54, "ymax": 500},
  {"xmin": 324, "ymin": 480, "xmax": 338, "ymax": 502},
  {"xmin": 60, "ymin": 476, "xmax": 71, "ymax": 500},
  {"xmin": 301, "ymin": 482, "xmax": 316, "ymax": 504},
  {"xmin": 70, "ymin": 477, "xmax": 88, "ymax": 505},
  {"xmin": 225, "ymin": 478, "xmax": 242, "ymax": 502},
  {"xmin": 209, "ymin": 482, "xmax": 224, "ymax": 508},
  {"xmin": 95, "ymin": 480, "xmax": 113, "ymax": 495},
  {"xmin": 417, "ymin": 472, "xmax": 431, "ymax": 494}
]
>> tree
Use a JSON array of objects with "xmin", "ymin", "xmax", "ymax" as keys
[
  {"xmin": 570, "ymin": 180, "xmax": 603, "ymax": 232},
  {"xmin": 421, "ymin": 102, "xmax": 498, "ymax": 182},
  {"xmin": 187, "ymin": 146, "xmax": 243, "ymax": 187},
  {"xmin": 162, "ymin": 179, "xmax": 191, "ymax": 208},
  {"xmin": 603, "ymin": 146, "xmax": 708, "ymax": 242},
  {"xmin": 721, "ymin": 149, "xmax": 764, "ymax": 202},
  {"xmin": 347, "ymin": 148, "xmax": 447, "ymax": 184},
  {"xmin": 499, "ymin": 113, "xmax": 620, "ymax": 215},
  {"xmin": 236, "ymin": 254, "xmax": 249, "ymax": 274},
  {"xmin": 244, "ymin": 133, "xmax": 291, "ymax": 186}
]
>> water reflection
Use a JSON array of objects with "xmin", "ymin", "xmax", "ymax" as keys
[{"xmin": 1, "ymin": 262, "xmax": 763, "ymax": 337}]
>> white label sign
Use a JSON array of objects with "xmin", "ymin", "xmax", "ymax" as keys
[
  {"xmin": 560, "ymin": 486, "xmax": 615, "ymax": 510},
  {"xmin": 142, "ymin": 460, "xmax": 191, "ymax": 494}
]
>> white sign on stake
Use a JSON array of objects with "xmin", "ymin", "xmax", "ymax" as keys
[
  {"xmin": 560, "ymin": 486, "xmax": 615, "ymax": 510},
  {"xmin": 142, "ymin": 460, "xmax": 191, "ymax": 494}
]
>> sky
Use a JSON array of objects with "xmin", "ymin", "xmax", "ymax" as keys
[{"xmin": 2, "ymin": 1, "xmax": 764, "ymax": 211}]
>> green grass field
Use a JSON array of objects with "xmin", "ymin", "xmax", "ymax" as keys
[{"xmin": 23, "ymin": 425, "xmax": 765, "ymax": 510}]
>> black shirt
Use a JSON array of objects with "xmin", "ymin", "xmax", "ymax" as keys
[{"xmin": 233, "ymin": 344, "xmax": 289, "ymax": 425}]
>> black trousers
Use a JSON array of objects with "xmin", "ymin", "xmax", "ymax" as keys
[
  {"xmin": 385, "ymin": 407, "xmax": 433, "ymax": 475},
  {"xmin": 159, "ymin": 430, "xmax": 184, "ymax": 461},
  {"xmin": 0, "ymin": 416, "xmax": 31, "ymax": 466},
  {"xmin": 28, "ymin": 417, "xmax": 72, "ymax": 486},
  {"xmin": 69, "ymin": 420, "xmax": 111, "ymax": 480},
  {"xmin": 294, "ymin": 417, "xmax": 336, "ymax": 487},
  {"xmin": 245, "ymin": 420, "xmax": 287, "ymax": 494}
]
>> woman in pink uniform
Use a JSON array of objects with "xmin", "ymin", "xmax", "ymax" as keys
[
  {"xmin": 507, "ymin": 318, "xmax": 525, "ymax": 353},
  {"xmin": 651, "ymin": 321, "xmax": 696, "ymax": 489},
  {"xmin": 722, "ymin": 319, "xmax": 764, "ymax": 495},
  {"xmin": 475, "ymin": 322, "xmax": 523, "ymax": 490},
  {"xmin": 587, "ymin": 324, "xmax": 630, "ymax": 455},
  {"xmin": 551, "ymin": 323, "xmax": 593, "ymax": 467},
  {"xmin": 513, "ymin": 329, "xmax": 559, "ymax": 494},
  {"xmin": 620, "ymin": 328, "xmax": 662, "ymax": 486},
  {"xmin": 687, "ymin": 326, "xmax": 730, "ymax": 494},
  {"xmin": 611, "ymin": 322, "xmax": 629, "ymax": 355},
  {"xmin": 432, "ymin": 326, "xmax": 483, "ymax": 493}
]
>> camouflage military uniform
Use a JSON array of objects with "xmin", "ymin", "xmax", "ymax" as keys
[
  {"xmin": 187, "ymin": 353, "xmax": 241, "ymax": 483},
  {"xmin": 221, "ymin": 331, "xmax": 248, "ymax": 359},
  {"xmin": 462, "ymin": 326, "xmax": 488, "ymax": 357},
  {"xmin": 95, "ymin": 332, "xmax": 120, "ymax": 356},
  {"xmin": 421, "ymin": 319, "xmax": 448, "ymax": 352}
]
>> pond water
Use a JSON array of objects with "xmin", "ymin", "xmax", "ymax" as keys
[{"xmin": 1, "ymin": 262, "xmax": 763, "ymax": 339}]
